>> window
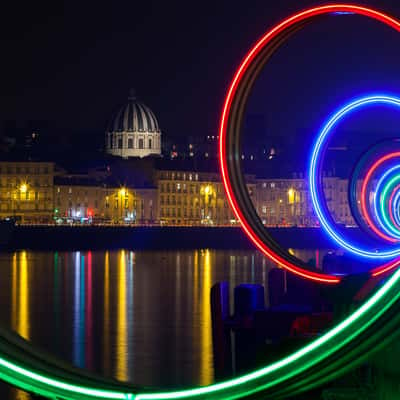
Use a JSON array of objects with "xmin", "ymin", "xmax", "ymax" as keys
[
  {"xmin": 68, "ymin": 187, "xmax": 72, "ymax": 194},
  {"xmin": 118, "ymin": 138, "xmax": 123, "ymax": 149},
  {"xmin": 109, "ymin": 134, "xmax": 113, "ymax": 149},
  {"xmin": 270, "ymin": 182, "xmax": 275, "ymax": 188},
  {"xmin": 128, "ymin": 138, "xmax": 133, "ymax": 149},
  {"xmin": 262, "ymin": 206, "xmax": 267, "ymax": 214},
  {"xmin": 148, "ymin": 138, "xmax": 152, "ymax": 149},
  {"xmin": 138, "ymin": 138, "xmax": 144, "ymax": 149}
]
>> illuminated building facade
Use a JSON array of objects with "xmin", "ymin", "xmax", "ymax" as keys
[
  {"xmin": 105, "ymin": 91, "xmax": 162, "ymax": 159},
  {"xmin": 0, "ymin": 161, "xmax": 54, "ymax": 223},
  {"xmin": 0, "ymin": 161, "xmax": 357, "ymax": 227},
  {"xmin": 54, "ymin": 177, "xmax": 157, "ymax": 224},
  {"xmin": 157, "ymin": 169, "xmax": 256, "ymax": 225},
  {"xmin": 254, "ymin": 176, "xmax": 355, "ymax": 227}
]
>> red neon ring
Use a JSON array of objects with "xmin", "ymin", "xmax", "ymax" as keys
[
  {"xmin": 388, "ymin": 184, "xmax": 400, "ymax": 231},
  {"xmin": 219, "ymin": 4, "xmax": 400, "ymax": 284},
  {"xmin": 360, "ymin": 152, "xmax": 400, "ymax": 243}
]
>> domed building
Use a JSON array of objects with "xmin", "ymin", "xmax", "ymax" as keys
[{"xmin": 105, "ymin": 91, "xmax": 162, "ymax": 158}]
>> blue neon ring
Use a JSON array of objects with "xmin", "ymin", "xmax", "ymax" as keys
[
  {"xmin": 309, "ymin": 95, "xmax": 400, "ymax": 259},
  {"xmin": 393, "ymin": 190, "xmax": 400, "ymax": 228}
]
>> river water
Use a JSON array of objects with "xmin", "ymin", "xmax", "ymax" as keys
[{"xmin": 0, "ymin": 248, "xmax": 324, "ymax": 399}]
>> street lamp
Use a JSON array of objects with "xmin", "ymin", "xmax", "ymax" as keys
[
  {"xmin": 118, "ymin": 188, "xmax": 126, "ymax": 222},
  {"xmin": 20, "ymin": 184, "xmax": 27, "ymax": 194},
  {"xmin": 288, "ymin": 188, "xmax": 295, "ymax": 225},
  {"xmin": 202, "ymin": 185, "xmax": 213, "ymax": 224}
]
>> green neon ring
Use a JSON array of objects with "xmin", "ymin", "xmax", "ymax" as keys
[
  {"xmin": 380, "ymin": 173, "xmax": 400, "ymax": 238},
  {"xmin": 4, "ymin": 4, "xmax": 400, "ymax": 400}
]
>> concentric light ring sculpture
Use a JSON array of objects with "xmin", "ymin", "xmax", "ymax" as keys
[
  {"xmin": 219, "ymin": 8, "xmax": 400, "ymax": 282},
  {"xmin": 2, "ymin": 4, "xmax": 400, "ymax": 400}
]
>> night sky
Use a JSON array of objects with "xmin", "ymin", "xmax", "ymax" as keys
[{"xmin": 2, "ymin": 0, "xmax": 400, "ymax": 149}]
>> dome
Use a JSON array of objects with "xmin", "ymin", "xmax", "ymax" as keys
[
  {"xmin": 105, "ymin": 90, "xmax": 162, "ymax": 159},
  {"xmin": 107, "ymin": 91, "xmax": 160, "ymax": 133}
]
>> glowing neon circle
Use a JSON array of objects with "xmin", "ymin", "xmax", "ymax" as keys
[
  {"xmin": 220, "ymin": 5, "xmax": 400, "ymax": 281},
  {"xmin": 3, "ymin": 4, "xmax": 400, "ymax": 400},
  {"xmin": 376, "ymin": 167, "xmax": 400, "ymax": 239},
  {"xmin": 309, "ymin": 95, "xmax": 400, "ymax": 259}
]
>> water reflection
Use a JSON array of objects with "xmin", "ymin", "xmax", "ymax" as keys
[
  {"xmin": 10, "ymin": 251, "xmax": 30, "ymax": 400},
  {"xmin": 200, "ymin": 250, "xmax": 212, "ymax": 386},
  {"xmin": 103, "ymin": 251, "xmax": 110, "ymax": 374},
  {"xmin": 116, "ymin": 250, "xmax": 128, "ymax": 381},
  {"xmin": 0, "ymin": 248, "xmax": 329, "ymax": 399}
]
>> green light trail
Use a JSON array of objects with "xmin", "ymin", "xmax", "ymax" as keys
[{"xmin": 0, "ymin": 263, "xmax": 398, "ymax": 399}]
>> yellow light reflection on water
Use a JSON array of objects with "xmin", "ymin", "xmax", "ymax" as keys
[
  {"xmin": 11, "ymin": 251, "xmax": 30, "ymax": 400},
  {"xmin": 116, "ymin": 250, "xmax": 128, "ymax": 381},
  {"xmin": 103, "ymin": 251, "xmax": 110, "ymax": 374},
  {"xmin": 200, "ymin": 249, "xmax": 213, "ymax": 386},
  {"xmin": 18, "ymin": 251, "xmax": 29, "ymax": 340},
  {"xmin": 11, "ymin": 253, "xmax": 17, "ymax": 330}
]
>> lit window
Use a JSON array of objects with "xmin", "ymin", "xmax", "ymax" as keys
[
  {"xmin": 262, "ymin": 206, "xmax": 267, "ymax": 214},
  {"xmin": 270, "ymin": 182, "xmax": 275, "ymax": 188}
]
